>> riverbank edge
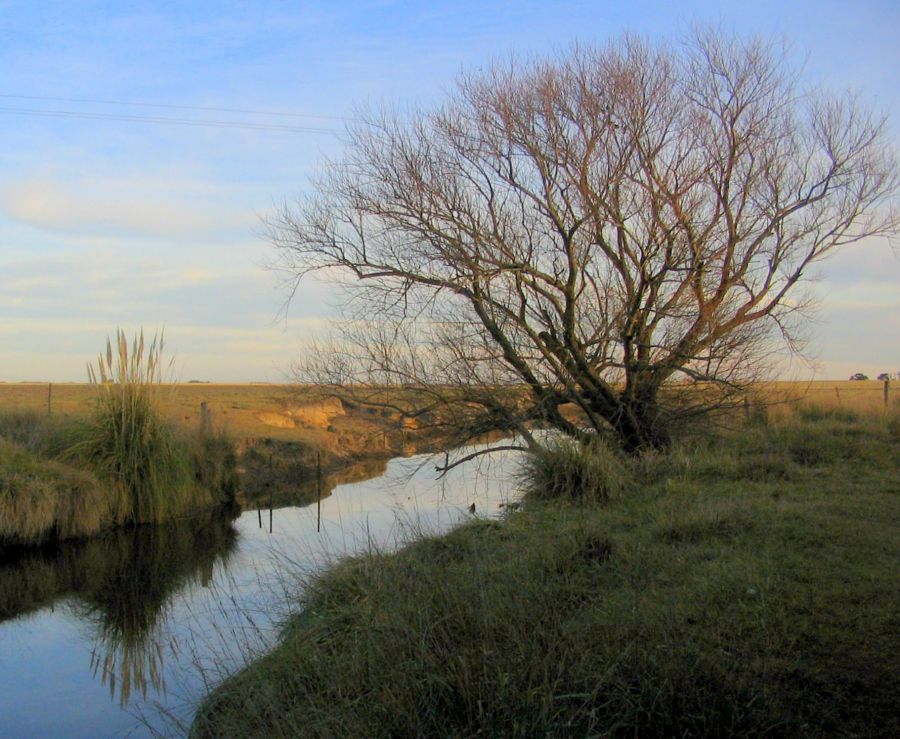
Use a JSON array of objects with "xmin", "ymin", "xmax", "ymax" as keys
[
  {"xmin": 0, "ymin": 419, "xmax": 240, "ymax": 548},
  {"xmin": 191, "ymin": 412, "xmax": 900, "ymax": 737},
  {"xmin": 0, "ymin": 410, "xmax": 450, "ymax": 548}
]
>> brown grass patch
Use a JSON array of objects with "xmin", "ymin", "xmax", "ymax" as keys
[{"xmin": 0, "ymin": 438, "xmax": 126, "ymax": 544}]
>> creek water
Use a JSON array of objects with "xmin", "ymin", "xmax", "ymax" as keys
[{"xmin": 0, "ymin": 442, "xmax": 520, "ymax": 737}]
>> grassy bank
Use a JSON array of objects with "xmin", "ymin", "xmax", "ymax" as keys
[
  {"xmin": 192, "ymin": 409, "xmax": 899, "ymax": 738},
  {"xmin": 0, "ymin": 333, "xmax": 238, "ymax": 546},
  {"xmin": 0, "ymin": 414, "xmax": 238, "ymax": 547},
  {"xmin": 0, "ymin": 435, "xmax": 124, "ymax": 545}
]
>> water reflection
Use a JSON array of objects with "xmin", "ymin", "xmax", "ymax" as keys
[
  {"xmin": 0, "ymin": 511, "xmax": 238, "ymax": 706},
  {"xmin": 0, "ymin": 443, "xmax": 520, "ymax": 737},
  {"xmin": 0, "ymin": 459, "xmax": 390, "ymax": 711},
  {"xmin": 239, "ymin": 456, "xmax": 389, "ymax": 510}
]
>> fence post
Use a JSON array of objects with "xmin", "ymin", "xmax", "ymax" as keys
[
  {"xmin": 200, "ymin": 401, "xmax": 211, "ymax": 433},
  {"xmin": 316, "ymin": 451, "xmax": 322, "ymax": 533},
  {"xmin": 885, "ymin": 378, "xmax": 890, "ymax": 409}
]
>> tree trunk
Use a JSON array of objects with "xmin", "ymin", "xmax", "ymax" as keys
[{"xmin": 612, "ymin": 392, "xmax": 671, "ymax": 454}]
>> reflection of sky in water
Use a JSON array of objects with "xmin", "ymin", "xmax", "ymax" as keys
[{"xmin": 0, "ymin": 443, "xmax": 520, "ymax": 737}]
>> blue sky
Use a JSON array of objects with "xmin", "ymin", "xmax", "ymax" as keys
[{"xmin": 1, "ymin": 1, "xmax": 897, "ymax": 382}]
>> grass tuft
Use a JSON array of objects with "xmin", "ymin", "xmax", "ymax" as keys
[
  {"xmin": 0, "ymin": 331, "xmax": 239, "ymax": 546},
  {"xmin": 518, "ymin": 435, "xmax": 629, "ymax": 502},
  {"xmin": 0, "ymin": 438, "xmax": 125, "ymax": 545}
]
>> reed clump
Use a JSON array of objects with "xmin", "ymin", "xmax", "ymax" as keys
[{"xmin": 70, "ymin": 330, "xmax": 205, "ymax": 524}]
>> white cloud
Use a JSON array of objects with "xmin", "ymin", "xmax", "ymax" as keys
[
  {"xmin": 0, "ymin": 315, "xmax": 325, "ymax": 382},
  {"xmin": 0, "ymin": 176, "xmax": 257, "ymax": 239},
  {"xmin": 820, "ymin": 282, "xmax": 900, "ymax": 311}
]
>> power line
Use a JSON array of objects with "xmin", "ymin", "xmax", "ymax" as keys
[
  {"xmin": 0, "ymin": 105, "xmax": 343, "ymax": 134},
  {"xmin": 0, "ymin": 92, "xmax": 349, "ymax": 121}
]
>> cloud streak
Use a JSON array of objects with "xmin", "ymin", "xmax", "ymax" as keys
[{"xmin": 0, "ymin": 176, "xmax": 257, "ymax": 239}]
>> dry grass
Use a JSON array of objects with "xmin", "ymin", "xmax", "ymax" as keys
[
  {"xmin": 754, "ymin": 380, "xmax": 895, "ymax": 420},
  {"xmin": 0, "ymin": 382, "xmax": 396, "ymax": 455},
  {"xmin": 3, "ymin": 380, "xmax": 891, "ymax": 432},
  {"xmin": 0, "ymin": 437, "xmax": 126, "ymax": 545}
]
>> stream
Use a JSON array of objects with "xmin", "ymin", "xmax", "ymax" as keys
[{"xmin": 0, "ymin": 442, "xmax": 520, "ymax": 737}]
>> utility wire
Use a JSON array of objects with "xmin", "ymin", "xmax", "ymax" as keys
[
  {"xmin": 0, "ymin": 105, "xmax": 342, "ymax": 134},
  {"xmin": 0, "ymin": 92, "xmax": 350, "ymax": 121}
]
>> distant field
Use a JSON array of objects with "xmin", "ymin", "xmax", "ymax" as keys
[
  {"xmin": 756, "ymin": 379, "xmax": 894, "ymax": 418},
  {"xmin": 0, "ymin": 380, "xmax": 893, "ymax": 441},
  {"xmin": 0, "ymin": 383, "xmax": 345, "ymax": 445}
]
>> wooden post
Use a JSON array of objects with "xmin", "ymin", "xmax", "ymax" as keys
[
  {"xmin": 47, "ymin": 383, "xmax": 52, "ymax": 416},
  {"xmin": 200, "ymin": 401, "xmax": 211, "ymax": 433},
  {"xmin": 316, "ymin": 451, "xmax": 322, "ymax": 533},
  {"xmin": 884, "ymin": 378, "xmax": 890, "ymax": 409}
]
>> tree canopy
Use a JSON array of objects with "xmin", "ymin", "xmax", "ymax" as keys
[{"xmin": 273, "ymin": 30, "xmax": 899, "ymax": 456}]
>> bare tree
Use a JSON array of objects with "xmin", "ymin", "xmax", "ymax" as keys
[{"xmin": 273, "ymin": 30, "xmax": 899, "ymax": 457}]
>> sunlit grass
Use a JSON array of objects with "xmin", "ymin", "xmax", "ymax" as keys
[{"xmin": 0, "ymin": 437, "xmax": 125, "ymax": 545}]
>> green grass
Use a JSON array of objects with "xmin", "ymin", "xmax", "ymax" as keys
[
  {"xmin": 517, "ymin": 435, "xmax": 630, "ymax": 502},
  {"xmin": 192, "ymin": 413, "xmax": 900, "ymax": 738}
]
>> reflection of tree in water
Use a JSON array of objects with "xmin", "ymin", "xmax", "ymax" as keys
[{"xmin": 0, "ymin": 510, "xmax": 238, "ymax": 706}]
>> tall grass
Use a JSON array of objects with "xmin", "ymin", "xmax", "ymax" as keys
[
  {"xmin": 517, "ymin": 435, "xmax": 630, "ymax": 502},
  {"xmin": 1, "ymin": 331, "xmax": 238, "ymax": 546},
  {"xmin": 75, "ymin": 330, "xmax": 208, "ymax": 524}
]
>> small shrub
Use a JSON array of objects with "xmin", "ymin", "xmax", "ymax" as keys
[{"xmin": 518, "ymin": 436, "xmax": 629, "ymax": 502}]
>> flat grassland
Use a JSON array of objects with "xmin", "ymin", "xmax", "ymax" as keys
[
  {"xmin": 753, "ymin": 379, "xmax": 892, "ymax": 417},
  {"xmin": 0, "ymin": 383, "xmax": 406, "ymax": 463},
  {"xmin": 2, "ymin": 380, "xmax": 892, "ymax": 481},
  {"xmin": 1, "ymin": 379, "xmax": 892, "ymax": 431},
  {"xmin": 0, "ymin": 382, "xmax": 326, "ymax": 440}
]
